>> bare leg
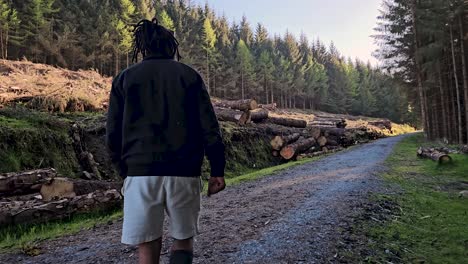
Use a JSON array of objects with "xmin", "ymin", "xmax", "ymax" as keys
[{"xmin": 138, "ymin": 238, "xmax": 162, "ymax": 264}]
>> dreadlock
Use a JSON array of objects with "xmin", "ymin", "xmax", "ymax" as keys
[{"xmin": 132, "ymin": 18, "xmax": 181, "ymax": 62}]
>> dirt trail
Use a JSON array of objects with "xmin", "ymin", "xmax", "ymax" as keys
[{"xmin": 0, "ymin": 135, "xmax": 407, "ymax": 264}]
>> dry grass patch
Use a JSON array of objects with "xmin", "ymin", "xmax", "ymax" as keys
[{"xmin": 0, "ymin": 59, "xmax": 111, "ymax": 112}]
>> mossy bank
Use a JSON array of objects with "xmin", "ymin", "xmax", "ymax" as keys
[{"xmin": 0, "ymin": 107, "xmax": 279, "ymax": 179}]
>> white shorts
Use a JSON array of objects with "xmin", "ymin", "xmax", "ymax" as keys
[{"xmin": 121, "ymin": 176, "xmax": 202, "ymax": 245}]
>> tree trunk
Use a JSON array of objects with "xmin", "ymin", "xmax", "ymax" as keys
[
  {"xmin": 0, "ymin": 189, "xmax": 122, "ymax": 227},
  {"xmin": 40, "ymin": 178, "xmax": 122, "ymax": 202},
  {"xmin": 212, "ymin": 74, "xmax": 216, "ymax": 96},
  {"xmin": 280, "ymin": 137, "xmax": 316, "ymax": 160},
  {"xmin": 411, "ymin": 0, "xmax": 428, "ymax": 138},
  {"xmin": 4, "ymin": 29, "xmax": 8, "ymax": 59},
  {"xmin": 0, "ymin": 29, "xmax": 4, "ymax": 59},
  {"xmin": 450, "ymin": 24, "xmax": 464, "ymax": 144},
  {"xmin": 250, "ymin": 109, "xmax": 269, "ymax": 123},
  {"xmin": 0, "ymin": 169, "xmax": 58, "ymax": 196},
  {"xmin": 214, "ymin": 99, "xmax": 258, "ymax": 111},
  {"xmin": 317, "ymin": 136, "xmax": 328, "ymax": 147},
  {"xmin": 259, "ymin": 103, "xmax": 277, "ymax": 111},
  {"xmin": 206, "ymin": 49, "xmax": 210, "ymax": 94},
  {"xmin": 448, "ymin": 69, "xmax": 458, "ymax": 143},
  {"xmin": 271, "ymin": 85, "xmax": 274, "ymax": 104},
  {"xmin": 460, "ymin": 15, "xmax": 468, "ymax": 143},
  {"xmin": 214, "ymin": 108, "xmax": 250, "ymax": 125},
  {"xmin": 265, "ymin": 73, "xmax": 268, "ymax": 104},
  {"xmin": 417, "ymin": 147, "xmax": 453, "ymax": 164},
  {"xmin": 115, "ymin": 51, "xmax": 119, "ymax": 76},
  {"xmin": 241, "ymin": 70, "xmax": 245, "ymax": 100},
  {"xmin": 438, "ymin": 63, "xmax": 449, "ymax": 140},
  {"xmin": 270, "ymin": 133, "xmax": 301, "ymax": 150},
  {"xmin": 267, "ymin": 116, "xmax": 307, "ymax": 128}
]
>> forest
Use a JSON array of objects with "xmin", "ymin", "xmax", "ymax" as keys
[
  {"xmin": 375, "ymin": 0, "xmax": 468, "ymax": 143},
  {"xmin": 0, "ymin": 0, "xmax": 416, "ymax": 125}
]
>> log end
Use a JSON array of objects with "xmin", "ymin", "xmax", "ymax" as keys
[
  {"xmin": 270, "ymin": 136, "xmax": 284, "ymax": 151},
  {"xmin": 438, "ymin": 155, "xmax": 453, "ymax": 165},
  {"xmin": 249, "ymin": 100, "xmax": 259, "ymax": 110},
  {"xmin": 280, "ymin": 146, "xmax": 295, "ymax": 160}
]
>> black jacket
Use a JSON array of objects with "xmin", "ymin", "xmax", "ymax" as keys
[{"xmin": 106, "ymin": 56, "xmax": 225, "ymax": 178}]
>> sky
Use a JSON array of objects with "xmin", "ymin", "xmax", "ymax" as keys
[{"xmin": 192, "ymin": 0, "xmax": 382, "ymax": 65}]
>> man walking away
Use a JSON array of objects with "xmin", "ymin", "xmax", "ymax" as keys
[{"xmin": 106, "ymin": 18, "xmax": 226, "ymax": 264}]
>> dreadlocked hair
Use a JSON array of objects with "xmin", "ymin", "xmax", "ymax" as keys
[{"xmin": 132, "ymin": 18, "xmax": 181, "ymax": 62}]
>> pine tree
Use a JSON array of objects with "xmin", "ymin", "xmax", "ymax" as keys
[
  {"xmin": 135, "ymin": 0, "xmax": 155, "ymax": 19},
  {"xmin": 201, "ymin": 17, "xmax": 217, "ymax": 93},
  {"xmin": 239, "ymin": 15, "xmax": 253, "ymax": 46},
  {"xmin": 0, "ymin": 0, "xmax": 20, "ymax": 59},
  {"xmin": 235, "ymin": 39, "xmax": 254, "ymax": 99},
  {"xmin": 157, "ymin": 9, "xmax": 175, "ymax": 31}
]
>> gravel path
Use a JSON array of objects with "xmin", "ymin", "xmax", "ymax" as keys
[{"xmin": 0, "ymin": 135, "xmax": 406, "ymax": 264}]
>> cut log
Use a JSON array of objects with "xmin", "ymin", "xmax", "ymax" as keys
[
  {"xmin": 214, "ymin": 99, "xmax": 258, "ymax": 111},
  {"xmin": 310, "ymin": 121, "xmax": 336, "ymax": 127},
  {"xmin": 326, "ymin": 138, "xmax": 339, "ymax": 146},
  {"xmin": 272, "ymin": 150, "xmax": 280, "ymax": 157},
  {"xmin": 417, "ymin": 147, "xmax": 453, "ymax": 164},
  {"xmin": 323, "ymin": 128, "xmax": 347, "ymax": 137},
  {"xmin": 0, "ymin": 189, "xmax": 122, "ymax": 226},
  {"xmin": 336, "ymin": 119, "xmax": 347, "ymax": 128},
  {"xmin": 368, "ymin": 120, "xmax": 392, "ymax": 130},
  {"xmin": 270, "ymin": 133, "xmax": 301, "ymax": 151},
  {"xmin": 259, "ymin": 103, "xmax": 277, "ymax": 111},
  {"xmin": 268, "ymin": 116, "xmax": 307, "ymax": 128},
  {"xmin": 307, "ymin": 127, "xmax": 322, "ymax": 139},
  {"xmin": 0, "ymin": 168, "xmax": 57, "ymax": 196},
  {"xmin": 250, "ymin": 109, "xmax": 269, "ymax": 123},
  {"xmin": 297, "ymin": 147, "xmax": 344, "ymax": 160},
  {"xmin": 460, "ymin": 145, "xmax": 468, "ymax": 154},
  {"xmin": 258, "ymin": 123, "xmax": 305, "ymax": 136},
  {"xmin": 215, "ymin": 108, "xmax": 250, "ymax": 125},
  {"xmin": 280, "ymin": 137, "xmax": 317, "ymax": 160},
  {"xmin": 40, "ymin": 178, "xmax": 122, "ymax": 202},
  {"xmin": 79, "ymin": 152, "xmax": 102, "ymax": 180},
  {"xmin": 317, "ymin": 136, "xmax": 328, "ymax": 147}
]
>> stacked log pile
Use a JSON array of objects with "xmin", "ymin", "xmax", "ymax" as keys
[
  {"xmin": 417, "ymin": 147, "xmax": 453, "ymax": 164},
  {"xmin": 311, "ymin": 116, "xmax": 347, "ymax": 128},
  {"xmin": 0, "ymin": 99, "xmax": 392, "ymax": 227},
  {"xmin": 460, "ymin": 145, "xmax": 468, "ymax": 154},
  {"xmin": 0, "ymin": 168, "xmax": 122, "ymax": 226},
  {"xmin": 213, "ymin": 99, "xmax": 307, "ymax": 127},
  {"xmin": 266, "ymin": 121, "xmax": 379, "ymax": 161},
  {"xmin": 368, "ymin": 119, "xmax": 392, "ymax": 131}
]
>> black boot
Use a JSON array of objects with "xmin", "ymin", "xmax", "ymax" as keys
[{"xmin": 169, "ymin": 250, "xmax": 193, "ymax": 264}]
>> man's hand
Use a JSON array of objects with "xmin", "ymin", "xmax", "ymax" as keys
[{"xmin": 207, "ymin": 177, "xmax": 226, "ymax": 197}]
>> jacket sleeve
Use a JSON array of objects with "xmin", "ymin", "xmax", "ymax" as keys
[
  {"xmin": 106, "ymin": 73, "xmax": 126, "ymax": 178},
  {"xmin": 197, "ymin": 75, "xmax": 226, "ymax": 177}
]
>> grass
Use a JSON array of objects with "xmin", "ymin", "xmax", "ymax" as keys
[
  {"xmin": 225, "ymin": 156, "xmax": 324, "ymax": 186},
  {"xmin": 0, "ymin": 107, "xmax": 80, "ymax": 175},
  {"xmin": 364, "ymin": 134, "xmax": 468, "ymax": 263},
  {"xmin": 0, "ymin": 210, "xmax": 122, "ymax": 254},
  {"xmin": 0, "ymin": 152, "xmax": 333, "ymax": 253}
]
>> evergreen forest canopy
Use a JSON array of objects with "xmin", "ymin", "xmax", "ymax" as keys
[
  {"xmin": 375, "ymin": 0, "xmax": 467, "ymax": 144},
  {"xmin": 1, "ymin": 0, "xmax": 427, "ymax": 125}
]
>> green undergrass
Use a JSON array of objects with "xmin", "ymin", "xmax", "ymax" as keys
[
  {"xmin": 0, "ymin": 152, "xmax": 336, "ymax": 253},
  {"xmin": 0, "ymin": 107, "xmax": 80, "ymax": 176},
  {"xmin": 224, "ymin": 156, "xmax": 323, "ymax": 186},
  {"xmin": 365, "ymin": 134, "xmax": 468, "ymax": 263},
  {"xmin": 0, "ymin": 210, "xmax": 123, "ymax": 254}
]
